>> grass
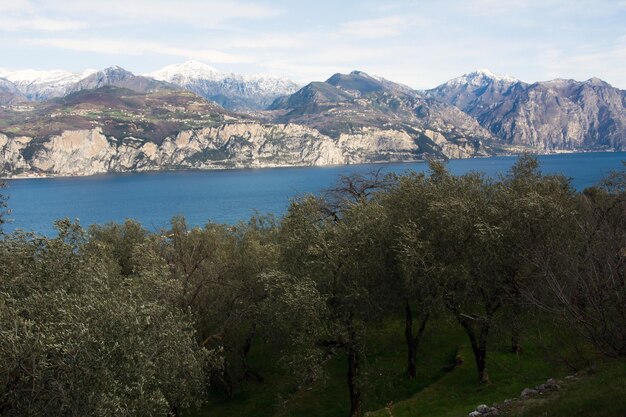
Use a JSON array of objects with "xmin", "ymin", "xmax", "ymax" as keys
[
  {"xmin": 499, "ymin": 360, "xmax": 626, "ymax": 417},
  {"xmin": 187, "ymin": 318, "xmax": 589, "ymax": 417},
  {"xmin": 367, "ymin": 341, "xmax": 568, "ymax": 417},
  {"xmin": 188, "ymin": 320, "xmax": 464, "ymax": 417}
]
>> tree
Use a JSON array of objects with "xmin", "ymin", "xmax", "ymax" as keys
[
  {"xmin": 0, "ymin": 180, "xmax": 8, "ymax": 234},
  {"xmin": 380, "ymin": 171, "xmax": 441, "ymax": 379},
  {"xmin": 391, "ymin": 157, "xmax": 575, "ymax": 384},
  {"xmin": 526, "ymin": 164, "xmax": 626, "ymax": 358},
  {"xmin": 279, "ymin": 192, "xmax": 392, "ymax": 417},
  {"xmin": 0, "ymin": 220, "xmax": 213, "ymax": 416},
  {"xmin": 495, "ymin": 154, "xmax": 575, "ymax": 353},
  {"xmin": 392, "ymin": 162, "xmax": 503, "ymax": 384},
  {"xmin": 157, "ymin": 215, "xmax": 279, "ymax": 396},
  {"xmin": 89, "ymin": 219, "xmax": 148, "ymax": 276}
]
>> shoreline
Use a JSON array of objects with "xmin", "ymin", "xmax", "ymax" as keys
[{"xmin": 0, "ymin": 149, "xmax": 619, "ymax": 181}]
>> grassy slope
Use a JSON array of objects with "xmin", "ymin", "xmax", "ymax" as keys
[
  {"xmin": 368, "ymin": 341, "xmax": 568, "ymax": 417},
  {"xmin": 498, "ymin": 361, "xmax": 626, "ymax": 417},
  {"xmin": 189, "ymin": 318, "xmax": 604, "ymax": 417},
  {"xmin": 190, "ymin": 321, "xmax": 464, "ymax": 417}
]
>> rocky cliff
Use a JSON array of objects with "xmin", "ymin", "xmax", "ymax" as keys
[
  {"xmin": 0, "ymin": 78, "xmax": 27, "ymax": 105},
  {"xmin": 0, "ymin": 119, "xmax": 488, "ymax": 177},
  {"xmin": 429, "ymin": 71, "xmax": 626, "ymax": 151},
  {"xmin": 266, "ymin": 71, "xmax": 493, "ymax": 160},
  {"xmin": 0, "ymin": 76, "xmax": 491, "ymax": 178}
]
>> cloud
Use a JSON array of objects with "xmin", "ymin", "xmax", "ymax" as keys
[
  {"xmin": 462, "ymin": 0, "xmax": 626, "ymax": 17},
  {"xmin": 27, "ymin": 38, "xmax": 251, "ymax": 64},
  {"xmin": 44, "ymin": 0, "xmax": 282, "ymax": 27},
  {"xmin": 535, "ymin": 35, "xmax": 626, "ymax": 87},
  {"xmin": 225, "ymin": 34, "xmax": 303, "ymax": 49},
  {"xmin": 341, "ymin": 16, "xmax": 407, "ymax": 39},
  {"xmin": 0, "ymin": 17, "xmax": 89, "ymax": 32},
  {"xmin": 0, "ymin": 0, "xmax": 282, "ymax": 35},
  {"xmin": 2, "ymin": 1, "xmax": 626, "ymax": 90},
  {"xmin": 0, "ymin": 0, "xmax": 35, "ymax": 13}
]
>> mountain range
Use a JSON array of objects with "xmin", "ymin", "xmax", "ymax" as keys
[
  {"xmin": 0, "ymin": 61, "xmax": 300, "ymax": 111},
  {"xmin": 145, "ymin": 61, "xmax": 300, "ymax": 111},
  {"xmin": 427, "ymin": 69, "xmax": 626, "ymax": 151},
  {"xmin": 0, "ymin": 63, "xmax": 625, "ymax": 177}
]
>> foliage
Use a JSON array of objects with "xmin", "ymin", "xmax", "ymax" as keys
[
  {"xmin": 0, "ymin": 181, "xmax": 8, "ymax": 233},
  {"xmin": 0, "ymin": 220, "xmax": 214, "ymax": 416},
  {"xmin": 525, "ymin": 162, "xmax": 626, "ymax": 358}
]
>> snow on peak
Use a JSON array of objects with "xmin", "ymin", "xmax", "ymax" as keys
[
  {"xmin": 0, "ymin": 67, "xmax": 99, "ymax": 100},
  {"xmin": 447, "ymin": 69, "xmax": 518, "ymax": 86},
  {"xmin": 144, "ymin": 61, "xmax": 300, "ymax": 98},
  {"xmin": 104, "ymin": 65, "xmax": 126, "ymax": 72},
  {"xmin": 146, "ymin": 60, "xmax": 222, "ymax": 83},
  {"xmin": 0, "ymin": 68, "xmax": 91, "ymax": 86}
]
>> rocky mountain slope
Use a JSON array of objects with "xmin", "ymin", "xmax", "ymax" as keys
[
  {"xmin": 0, "ymin": 78, "xmax": 27, "ymax": 105},
  {"xmin": 1, "ymin": 62, "xmax": 300, "ymax": 112},
  {"xmin": 67, "ymin": 66, "xmax": 174, "ymax": 95},
  {"xmin": 146, "ymin": 60, "xmax": 300, "ymax": 111},
  {"xmin": 0, "ymin": 68, "xmax": 97, "ymax": 101},
  {"xmin": 0, "ymin": 86, "xmax": 343, "ymax": 176},
  {"xmin": 0, "ymin": 124, "xmax": 345, "ymax": 177},
  {"xmin": 0, "ymin": 86, "xmax": 230, "ymax": 141},
  {"xmin": 266, "ymin": 70, "xmax": 493, "ymax": 161},
  {"xmin": 429, "ymin": 70, "xmax": 626, "ymax": 150},
  {"xmin": 0, "ymin": 79, "xmax": 491, "ymax": 177},
  {"xmin": 1, "ymin": 65, "xmax": 625, "ymax": 178}
]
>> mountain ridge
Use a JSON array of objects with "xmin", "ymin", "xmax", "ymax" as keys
[
  {"xmin": 145, "ymin": 60, "xmax": 301, "ymax": 111},
  {"xmin": 429, "ymin": 70, "xmax": 626, "ymax": 150},
  {"xmin": 1, "ymin": 66, "xmax": 624, "ymax": 178}
]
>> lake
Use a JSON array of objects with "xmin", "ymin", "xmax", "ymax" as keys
[{"xmin": 2, "ymin": 152, "xmax": 625, "ymax": 235}]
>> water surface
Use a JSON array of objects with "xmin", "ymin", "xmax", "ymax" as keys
[{"xmin": 3, "ymin": 152, "xmax": 624, "ymax": 235}]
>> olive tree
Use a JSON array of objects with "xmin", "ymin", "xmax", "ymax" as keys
[
  {"xmin": 393, "ymin": 157, "xmax": 575, "ymax": 384},
  {"xmin": 0, "ymin": 220, "xmax": 213, "ymax": 417},
  {"xmin": 157, "ymin": 216, "xmax": 279, "ymax": 396},
  {"xmin": 89, "ymin": 219, "xmax": 149, "ymax": 276},
  {"xmin": 495, "ymin": 155, "xmax": 575, "ymax": 353},
  {"xmin": 380, "ymin": 171, "xmax": 442, "ymax": 379},
  {"xmin": 526, "ymin": 165, "xmax": 626, "ymax": 358},
  {"xmin": 0, "ymin": 180, "xmax": 7, "ymax": 233},
  {"xmin": 279, "ymin": 193, "xmax": 392, "ymax": 417}
]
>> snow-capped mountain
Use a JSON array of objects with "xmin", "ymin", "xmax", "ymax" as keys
[
  {"xmin": 68, "ymin": 66, "xmax": 173, "ymax": 94},
  {"xmin": 145, "ymin": 60, "xmax": 300, "ymax": 111},
  {"xmin": 1, "ymin": 61, "xmax": 300, "ymax": 110},
  {"xmin": 429, "ymin": 70, "xmax": 626, "ymax": 151},
  {"xmin": 427, "ymin": 69, "xmax": 526, "ymax": 112},
  {"xmin": 444, "ymin": 69, "xmax": 519, "ymax": 87},
  {"xmin": 146, "ymin": 61, "xmax": 222, "ymax": 84},
  {"xmin": 0, "ymin": 68, "xmax": 97, "ymax": 100},
  {"xmin": 0, "ymin": 77, "xmax": 27, "ymax": 104}
]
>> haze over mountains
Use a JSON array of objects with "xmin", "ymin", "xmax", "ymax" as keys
[{"xmin": 1, "ymin": 62, "xmax": 625, "ymax": 177}]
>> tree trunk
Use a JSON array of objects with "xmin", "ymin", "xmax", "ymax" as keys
[
  {"xmin": 347, "ymin": 346, "xmax": 362, "ymax": 417},
  {"xmin": 510, "ymin": 288, "xmax": 523, "ymax": 354},
  {"xmin": 241, "ymin": 325, "xmax": 263, "ymax": 382},
  {"xmin": 210, "ymin": 362, "xmax": 234, "ymax": 398},
  {"xmin": 458, "ymin": 317, "xmax": 491, "ymax": 384},
  {"xmin": 405, "ymin": 302, "xmax": 417, "ymax": 379},
  {"xmin": 473, "ymin": 338, "xmax": 489, "ymax": 384},
  {"xmin": 511, "ymin": 322, "xmax": 522, "ymax": 354},
  {"xmin": 168, "ymin": 404, "xmax": 180, "ymax": 417},
  {"xmin": 405, "ymin": 302, "xmax": 429, "ymax": 379}
]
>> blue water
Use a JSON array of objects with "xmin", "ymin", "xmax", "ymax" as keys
[{"xmin": 2, "ymin": 152, "xmax": 625, "ymax": 235}]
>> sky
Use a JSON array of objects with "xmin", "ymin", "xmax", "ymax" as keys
[{"xmin": 1, "ymin": 0, "xmax": 626, "ymax": 89}]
